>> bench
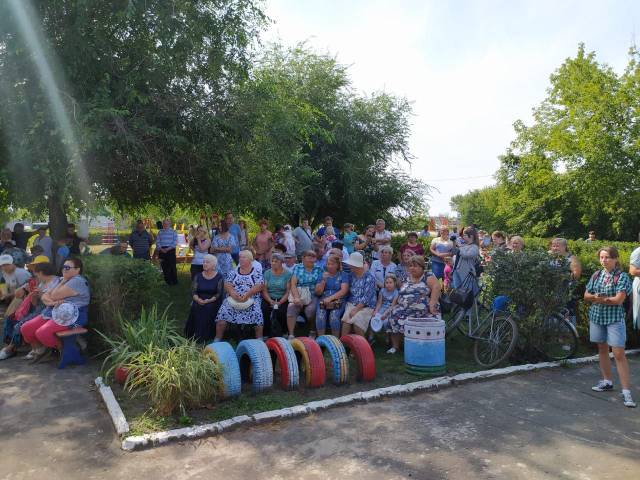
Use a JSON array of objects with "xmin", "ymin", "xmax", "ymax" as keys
[{"xmin": 55, "ymin": 327, "xmax": 88, "ymax": 369}]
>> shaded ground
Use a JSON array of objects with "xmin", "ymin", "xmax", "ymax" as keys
[{"xmin": 1, "ymin": 355, "xmax": 639, "ymax": 479}]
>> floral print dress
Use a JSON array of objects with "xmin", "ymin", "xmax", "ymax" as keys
[{"xmin": 387, "ymin": 275, "xmax": 440, "ymax": 334}]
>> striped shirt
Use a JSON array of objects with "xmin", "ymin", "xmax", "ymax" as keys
[
  {"xmin": 156, "ymin": 228, "xmax": 178, "ymax": 249},
  {"xmin": 129, "ymin": 230, "xmax": 154, "ymax": 256}
]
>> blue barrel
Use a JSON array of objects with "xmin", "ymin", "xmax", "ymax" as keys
[{"xmin": 404, "ymin": 317, "xmax": 446, "ymax": 376}]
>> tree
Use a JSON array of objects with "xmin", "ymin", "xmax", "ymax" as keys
[
  {"xmin": 453, "ymin": 44, "xmax": 640, "ymax": 240},
  {"xmin": 0, "ymin": 0, "xmax": 267, "ymax": 237},
  {"xmin": 228, "ymin": 44, "xmax": 429, "ymax": 228}
]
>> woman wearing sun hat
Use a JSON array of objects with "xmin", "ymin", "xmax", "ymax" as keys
[{"xmin": 341, "ymin": 252, "xmax": 377, "ymax": 337}]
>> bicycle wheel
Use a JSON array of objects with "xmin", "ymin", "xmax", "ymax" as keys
[
  {"xmin": 445, "ymin": 305, "xmax": 467, "ymax": 335},
  {"xmin": 537, "ymin": 314, "xmax": 578, "ymax": 360},
  {"xmin": 473, "ymin": 312, "xmax": 518, "ymax": 368}
]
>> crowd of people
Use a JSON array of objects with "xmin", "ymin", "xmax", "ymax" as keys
[{"xmin": 0, "ymin": 215, "xmax": 637, "ymax": 408}]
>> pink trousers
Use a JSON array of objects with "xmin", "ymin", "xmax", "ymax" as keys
[{"xmin": 20, "ymin": 315, "xmax": 67, "ymax": 349}]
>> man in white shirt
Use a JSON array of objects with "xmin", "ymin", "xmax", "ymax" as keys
[{"xmin": 372, "ymin": 218, "xmax": 392, "ymax": 260}]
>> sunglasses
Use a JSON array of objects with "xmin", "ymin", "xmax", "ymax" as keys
[{"xmin": 62, "ymin": 265, "xmax": 77, "ymax": 271}]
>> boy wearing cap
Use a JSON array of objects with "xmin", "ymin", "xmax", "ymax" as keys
[{"xmin": 32, "ymin": 226, "xmax": 53, "ymax": 260}]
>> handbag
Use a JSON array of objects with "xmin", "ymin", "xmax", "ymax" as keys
[
  {"xmin": 227, "ymin": 296, "xmax": 255, "ymax": 311},
  {"xmin": 288, "ymin": 286, "xmax": 312, "ymax": 306},
  {"xmin": 449, "ymin": 274, "xmax": 475, "ymax": 309},
  {"xmin": 439, "ymin": 293, "xmax": 454, "ymax": 314},
  {"xmin": 320, "ymin": 298, "xmax": 343, "ymax": 310}
]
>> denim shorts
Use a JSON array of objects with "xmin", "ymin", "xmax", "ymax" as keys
[{"xmin": 589, "ymin": 321, "xmax": 626, "ymax": 348}]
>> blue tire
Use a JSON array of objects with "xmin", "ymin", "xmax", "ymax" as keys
[
  {"xmin": 316, "ymin": 335, "xmax": 349, "ymax": 385},
  {"xmin": 204, "ymin": 342, "xmax": 241, "ymax": 398},
  {"xmin": 236, "ymin": 339, "xmax": 274, "ymax": 393}
]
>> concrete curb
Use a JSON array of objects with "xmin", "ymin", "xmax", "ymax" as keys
[
  {"xmin": 116, "ymin": 348, "xmax": 640, "ymax": 451},
  {"xmin": 94, "ymin": 376, "xmax": 129, "ymax": 436}
]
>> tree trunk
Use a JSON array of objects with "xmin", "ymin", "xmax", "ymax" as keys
[{"xmin": 47, "ymin": 195, "xmax": 68, "ymax": 242}]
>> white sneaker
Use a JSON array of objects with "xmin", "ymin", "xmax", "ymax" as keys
[
  {"xmin": 622, "ymin": 390, "xmax": 637, "ymax": 408},
  {"xmin": 0, "ymin": 349, "xmax": 15, "ymax": 360},
  {"xmin": 23, "ymin": 350, "xmax": 36, "ymax": 360},
  {"xmin": 386, "ymin": 347, "xmax": 397, "ymax": 354}
]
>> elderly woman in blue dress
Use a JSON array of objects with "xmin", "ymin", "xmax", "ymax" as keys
[
  {"xmin": 386, "ymin": 255, "xmax": 441, "ymax": 354},
  {"xmin": 214, "ymin": 250, "xmax": 264, "ymax": 341}
]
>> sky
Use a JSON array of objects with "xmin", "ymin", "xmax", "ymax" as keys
[{"xmin": 263, "ymin": 0, "xmax": 640, "ymax": 216}]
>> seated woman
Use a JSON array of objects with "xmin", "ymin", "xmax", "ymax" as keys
[
  {"xmin": 315, "ymin": 254, "xmax": 349, "ymax": 336},
  {"xmin": 341, "ymin": 252, "xmax": 377, "ymax": 337},
  {"xmin": 386, "ymin": 255, "xmax": 441, "ymax": 354},
  {"xmin": 261, "ymin": 254, "xmax": 292, "ymax": 338},
  {"xmin": 214, "ymin": 250, "xmax": 264, "ymax": 341},
  {"xmin": 0, "ymin": 259, "xmax": 58, "ymax": 360},
  {"xmin": 21, "ymin": 257, "xmax": 90, "ymax": 362},
  {"xmin": 395, "ymin": 249, "xmax": 413, "ymax": 286},
  {"xmin": 185, "ymin": 254, "xmax": 223, "ymax": 343},
  {"xmin": 287, "ymin": 250, "xmax": 323, "ymax": 339}
]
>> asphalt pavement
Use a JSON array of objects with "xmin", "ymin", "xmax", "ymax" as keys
[{"xmin": 1, "ymin": 355, "xmax": 639, "ymax": 480}]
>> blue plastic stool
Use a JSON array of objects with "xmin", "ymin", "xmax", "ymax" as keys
[{"xmin": 56, "ymin": 327, "xmax": 88, "ymax": 369}]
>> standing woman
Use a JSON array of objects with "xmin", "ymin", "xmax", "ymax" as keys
[
  {"xmin": 214, "ymin": 250, "xmax": 264, "ymax": 341},
  {"xmin": 190, "ymin": 227, "xmax": 211, "ymax": 280},
  {"xmin": 261, "ymin": 254, "xmax": 292, "ymax": 338},
  {"xmin": 253, "ymin": 219, "xmax": 274, "ymax": 270},
  {"xmin": 584, "ymin": 246, "xmax": 635, "ymax": 407},
  {"xmin": 354, "ymin": 225, "xmax": 376, "ymax": 267},
  {"xmin": 429, "ymin": 227, "xmax": 453, "ymax": 280},
  {"xmin": 452, "ymin": 227, "xmax": 481, "ymax": 293},
  {"xmin": 315, "ymin": 255, "xmax": 349, "ymax": 336},
  {"xmin": 238, "ymin": 220, "xmax": 249, "ymax": 251},
  {"xmin": 210, "ymin": 221, "xmax": 237, "ymax": 277},
  {"xmin": 185, "ymin": 255, "xmax": 223, "ymax": 343},
  {"xmin": 342, "ymin": 223, "xmax": 357, "ymax": 254}
]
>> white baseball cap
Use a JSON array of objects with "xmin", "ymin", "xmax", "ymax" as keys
[{"xmin": 0, "ymin": 254, "xmax": 14, "ymax": 266}]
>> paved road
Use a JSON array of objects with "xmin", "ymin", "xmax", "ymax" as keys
[{"xmin": 1, "ymin": 357, "xmax": 639, "ymax": 480}]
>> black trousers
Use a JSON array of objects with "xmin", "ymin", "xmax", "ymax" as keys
[
  {"xmin": 158, "ymin": 248, "xmax": 178, "ymax": 285},
  {"xmin": 261, "ymin": 299, "xmax": 288, "ymax": 337}
]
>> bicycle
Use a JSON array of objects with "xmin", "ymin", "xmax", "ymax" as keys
[
  {"xmin": 445, "ymin": 289, "xmax": 518, "ymax": 368},
  {"xmin": 445, "ymin": 281, "xmax": 578, "ymax": 366}
]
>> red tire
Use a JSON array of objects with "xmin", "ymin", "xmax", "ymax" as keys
[
  {"xmin": 340, "ymin": 334, "xmax": 376, "ymax": 382},
  {"xmin": 114, "ymin": 366, "xmax": 129, "ymax": 385},
  {"xmin": 265, "ymin": 337, "xmax": 299, "ymax": 390},
  {"xmin": 290, "ymin": 336, "xmax": 326, "ymax": 388}
]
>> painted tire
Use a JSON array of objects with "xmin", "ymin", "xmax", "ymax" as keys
[
  {"xmin": 204, "ymin": 342, "xmax": 241, "ymax": 398},
  {"xmin": 289, "ymin": 337, "xmax": 326, "ymax": 388},
  {"xmin": 316, "ymin": 335, "xmax": 349, "ymax": 385},
  {"xmin": 340, "ymin": 334, "xmax": 376, "ymax": 382},
  {"xmin": 236, "ymin": 339, "xmax": 273, "ymax": 393},
  {"xmin": 265, "ymin": 337, "xmax": 300, "ymax": 390},
  {"xmin": 114, "ymin": 366, "xmax": 129, "ymax": 385}
]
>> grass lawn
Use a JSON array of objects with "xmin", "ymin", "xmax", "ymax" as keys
[{"xmin": 112, "ymin": 268, "xmax": 597, "ymax": 436}]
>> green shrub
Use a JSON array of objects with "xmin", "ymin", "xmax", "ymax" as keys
[
  {"xmin": 125, "ymin": 341, "xmax": 223, "ymax": 415},
  {"xmin": 98, "ymin": 305, "xmax": 183, "ymax": 379},
  {"xmin": 83, "ymin": 255, "xmax": 164, "ymax": 339}
]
